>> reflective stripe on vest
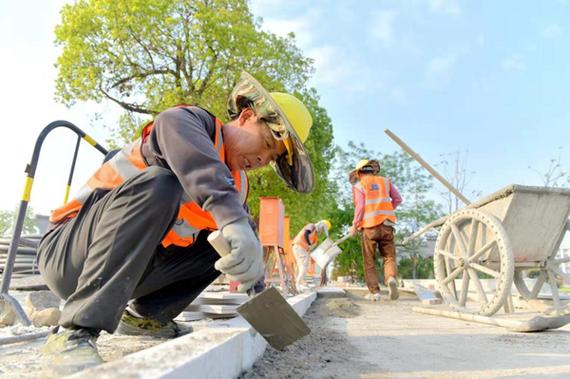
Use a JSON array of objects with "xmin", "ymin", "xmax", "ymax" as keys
[
  {"xmin": 292, "ymin": 224, "xmax": 318, "ymax": 251},
  {"xmin": 50, "ymin": 106, "xmax": 248, "ymax": 248},
  {"xmin": 358, "ymin": 175, "xmax": 396, "ymax": 228}
]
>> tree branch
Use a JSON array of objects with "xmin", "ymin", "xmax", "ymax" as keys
[
  {"xmin": 110, "ymin": 69, "xmax": 173, "ymax": 90},
  {"xmin": 99, "ymin": 86, "xmax": 156, "ymax": 115}
]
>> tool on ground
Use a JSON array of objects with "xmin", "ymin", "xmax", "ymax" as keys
[
  {"xmin": 310, "ymin": 234, "xmax": 352, "ymax": 270},
  {"xmin": 207, "ymin": 230, "xmax": 310, "ymax": 350},
  {"xmin": 413, "ymin": 306, "xmax": 570, "ymax": 332}
]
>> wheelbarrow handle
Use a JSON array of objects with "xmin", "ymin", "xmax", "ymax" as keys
[{"xmin": 331, "ymin": 234, "xmax": 352, "ymax": 247}]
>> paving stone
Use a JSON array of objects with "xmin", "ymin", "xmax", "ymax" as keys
[
  {"xmin": 24, "ymin": 290, "xmax": 60, "ymax": 317},
  {"xmin": 31, "ymin": 307, "xmax": 61, "ymax": 327},
  {"xmin": 0, "ymin": 304, "xmax": 16, "ymax": 326}
]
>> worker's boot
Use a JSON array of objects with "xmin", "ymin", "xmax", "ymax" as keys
[
  {"xmin": 42, "ymin": 327, "xmax": 103, "ymax": 377},
  {"xmin": 388, "ymin": 277, "xmax": 400, "ymax": 300},
  {"xmin": 116, "ymin": 308, "xmax": 193, "ymax": 338}
]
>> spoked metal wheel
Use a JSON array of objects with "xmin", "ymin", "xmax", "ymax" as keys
[
  {"xmin": 434, "ymin": 209, "xmax": 514, "ymax": 315},
  {"xmin": 513, "ymin": 268, "xmax": 548, "ymax": 300},
  {"xmin": 514, "ymin": 258, "xmax": 570, "ymax": 313}
]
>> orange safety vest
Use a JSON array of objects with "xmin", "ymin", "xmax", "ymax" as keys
[
  {"xmin": 355, "ymin": 175, "xmax": 396, "ymax": 228},
  {"xmin": 50, "ymin": 106, "xmax": 249, "ymax": 248},
  {"xmin": 292, "ymin": 223, "xmax": 318, "ymax": 250}
]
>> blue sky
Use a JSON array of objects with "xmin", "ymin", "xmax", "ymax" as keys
[{"xmin": 1, "ymin": 0, "xmax": 570, "ymax": 215}]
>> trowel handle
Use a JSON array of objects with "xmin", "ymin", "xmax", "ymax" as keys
[
  {"xmin": 207, "ymin": 230, "xmax": 230, "ymax": 257},
  {"xmin": 207, "ymin": 230, "xmax": 257, "ymax": 297}
]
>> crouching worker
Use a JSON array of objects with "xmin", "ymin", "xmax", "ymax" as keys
[
  {"xmin": 292, "ymin": 220, "xmax": 331, "ymax": 291},
  {"xmin": 349, "ymin": 159, "xmax": 402, "ymax": 302},
  {"xmin": 38, "ymin": 72, "xmax": 315, "ymax": 375}
]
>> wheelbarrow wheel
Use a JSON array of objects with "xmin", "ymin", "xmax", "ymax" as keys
[
  {"xmin": 513, "ymin": 268, "xmax": 545, "ymax": 300},
  {"xmin": 434, "ymin": 209, "xmax": 514, "ymax": 316},
  {"xmin": 514, "ymin": 261, "xmax": 569, "ymax": 314}
]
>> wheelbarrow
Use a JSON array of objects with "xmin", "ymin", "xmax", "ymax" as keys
[
  {"xmin": 433, "ymin": 185, "xmax": 570, "ymax": 316},
  {"xmin": 384, "ymin": 129, "xmax": 570, "ymax": 317}
]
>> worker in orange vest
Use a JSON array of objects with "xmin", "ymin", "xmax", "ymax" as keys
[
  {"xmin": 349, "ymin": 159, "xmax": 402, "ymax": 301},
  {"xmin": 292, "ymin": 220, "xmax": 331, "ymax": 291},
  {"xmin": 37, "ymin": 72, "xmax": 315, "ymax": 375}
]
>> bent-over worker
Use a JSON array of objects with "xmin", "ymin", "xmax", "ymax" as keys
[
  {"xmin": 38, "ymin": 72, "xmax": 315, "ymax": 375},
  {"xmin": 292, "ymin": 220, "xmax": 331, "ymax": 291}
]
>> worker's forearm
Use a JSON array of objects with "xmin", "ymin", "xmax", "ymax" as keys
[{"xmin": 390, "ymin": 183, "xmax": 403, "ymax": 209}]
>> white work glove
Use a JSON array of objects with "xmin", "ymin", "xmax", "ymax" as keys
[{"xmin": 214, "ymin": 218, "xmax": 265, "ymax": 293}]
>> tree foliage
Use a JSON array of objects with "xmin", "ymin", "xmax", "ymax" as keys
[
  {"xmin": 55, "ymin": 0, "xmax": 313, "ymax": 143},
  {"xmin": 0, "ymin": 207, "xmax": 38, "ymax": 237},
  {"xmin": 54, "ymin": 0, "xmax": 336, "ymax": 232}
]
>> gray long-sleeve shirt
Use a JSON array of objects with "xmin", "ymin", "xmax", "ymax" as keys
[{"xmin": 140, "ymin": 106, "xmax": 248, "ymax": 229}]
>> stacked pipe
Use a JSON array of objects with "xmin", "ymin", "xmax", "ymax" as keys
[{"xmin": 0, "ymin": 234, "xmax": 41, "ymax": 278}]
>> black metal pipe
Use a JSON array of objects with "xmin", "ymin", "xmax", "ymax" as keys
[{"xmin": 1, "ymin": 120, "xmax": 107, "ymax": 296}]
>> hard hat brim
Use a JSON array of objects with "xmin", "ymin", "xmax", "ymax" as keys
[
  {"xmin": 348, "ymin": 159, "xmax": 380, "ymax": 183},
  {"xmin": 272, "ymin": 134, "xmax": 315, "ymax": 193},
  {"xmin": 227, "ymin": 71, "xmax": 315, "ymax": 193}
]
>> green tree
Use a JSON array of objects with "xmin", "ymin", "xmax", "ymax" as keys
[
  {"xmin": 55, "ymin": 0, "xmax": 313, "ymax": 143},
  {"xmin": 0, "ymin": 207, "xmax": 38, "ymax": 237},
  {"xmin": 54, "ymin": 0, "xmax": 336, "ymax": 231}
]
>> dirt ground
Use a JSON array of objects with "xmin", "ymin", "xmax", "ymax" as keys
[{"xmin": 240, "ymin": 289, "xmax": 570, "ymax": 379}]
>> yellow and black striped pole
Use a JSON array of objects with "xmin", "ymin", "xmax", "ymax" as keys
[{"xmin": 0, "ymin": 120, "xmax": 107, "ymax": 327}]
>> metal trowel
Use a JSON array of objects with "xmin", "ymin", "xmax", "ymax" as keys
[{"xmin": 207, "ymin": 231, "xmax": 310, "ymax": 350}]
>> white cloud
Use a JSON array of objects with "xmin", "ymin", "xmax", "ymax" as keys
[
  {"xmin": 306, "ymin": 45, "xmax": 352, "ymax": 87},
  {"xmin": 370, "ymin": 10, "xmax": 397, "ymax": 45},
  {"xmin": 502, "ymin": 55, "xmax": 525, "ymax": 72},
  {"xmin": 428, "ymin": 0, "xmax": 462, "ymax": 15},
  {"xmin": 542, "ymin": 23, "xmax": 563, "ymax": 39},
  {"xmin": 260, "ymin": 16, "xmax": 314, "ymax": 48}
]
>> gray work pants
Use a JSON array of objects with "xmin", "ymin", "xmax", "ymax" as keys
[{"xmin": 37, "ymin": 166, "xmax": 221, "ymax": 333}]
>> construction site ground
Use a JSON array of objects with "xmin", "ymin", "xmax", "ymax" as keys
[
  {"xmin": 242, "ymin": 288, "xmax": 570, "ymax": 379},
  {"xmin": 2, "ymin": 288, "xmax": 570, "ymax": 378}
]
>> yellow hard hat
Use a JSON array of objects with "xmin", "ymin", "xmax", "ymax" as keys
[
  {"xmin": 354, "ymin": 159, "xmax": 371, "ymax": 172},
  {"xmin": 351, "ymin": 159, "xmax": 380, "ymax": 173},
  {"xmin": 349, "ymin": 159, "xmax": 380, "ymax": 184},
  {"xmin": 269, "ymin": 92, "xmax": 312, "ymax": 143},
  {"xmin": 321, "ymin": 219, "xmax": 332, "ymax": 231},
  {"xmin": 227, "ymin": 72, "xmax": 315, "ymax": 193}
]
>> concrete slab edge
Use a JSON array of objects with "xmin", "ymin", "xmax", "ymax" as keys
[{"xmin": 71, "ymin": 291, "xmax": 317, "ymax": 379}]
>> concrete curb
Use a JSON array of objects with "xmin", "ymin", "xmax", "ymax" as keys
[{"xmin": 70, "ymin": 291, "xmax": 317, "ymax": 379}]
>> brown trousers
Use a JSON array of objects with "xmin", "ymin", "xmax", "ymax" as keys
[{"xmin": 361, "ymin": 223, "xmax": 397, "ymax": 294}]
